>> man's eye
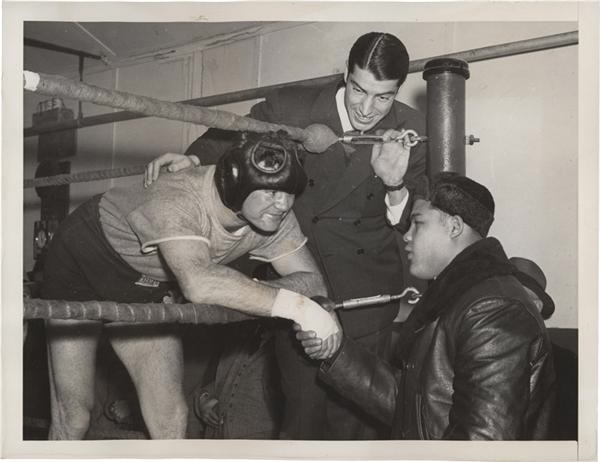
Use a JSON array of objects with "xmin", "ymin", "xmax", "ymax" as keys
[
  {"xmin": 353, "ymin": 86, "xmax": 364, "ymax": 94},
  {"xmin": 378, "ymin": 95, "xmax": 392, "ymax": 102}
]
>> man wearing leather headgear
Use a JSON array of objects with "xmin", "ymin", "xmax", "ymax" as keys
[
  {"xmin": 41, "ymin": 131, "xmax": 340, "ymax": 441},
  {"xmin": 215, "ymin": 131, "xmax": 307, "ymax": 215},
  {"xmin": 296, "ymin": 172, "xmax": 556, "ymax": 440}
]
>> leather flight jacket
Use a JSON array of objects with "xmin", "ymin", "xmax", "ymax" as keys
[{"xmin": 319, "ymin": 241, "xmax": 556, "ymax": 440}]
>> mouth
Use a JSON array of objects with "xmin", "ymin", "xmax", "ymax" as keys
[
  {"xmin": 353, "ymin": 112, "xmax": 375, "ymax": 124},
  {"xmin": 264, "ymin": 212, "xmax": 285, "ymax": 221}
]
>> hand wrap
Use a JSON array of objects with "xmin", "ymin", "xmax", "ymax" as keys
[{"xmin": 270, "ymin": 289, "xmax": 339, "ymax": 339}]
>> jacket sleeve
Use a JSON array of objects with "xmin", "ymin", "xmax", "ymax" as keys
[
  {"xmin": 318, "ymin": 337, "xmax": 399, "ymax": 426},
  {"xmin": 444, "ymin": 298, "xmax": 545, "ymax": 439}
]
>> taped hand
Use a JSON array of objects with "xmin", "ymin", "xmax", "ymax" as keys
[
  {"xmin": 292, "ymin": 295, "xmax": 343, "ymax": 360},
  {"xmin": 270, "ymin": 289, "xmax": 339, "ymax": 339}
]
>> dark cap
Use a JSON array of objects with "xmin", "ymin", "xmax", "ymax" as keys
[{"xmin": 420, "ymin": 172, "xmax": 495, "ymax": 237}]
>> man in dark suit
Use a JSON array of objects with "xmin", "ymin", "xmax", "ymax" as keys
[{"xmin": 145, "ymin": 32, "xmax": 426, "ymax": 439}]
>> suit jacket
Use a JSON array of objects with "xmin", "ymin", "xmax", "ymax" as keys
[{"xmin": 186, "ymin": 79, "xmax": 427, "ymax": 338}]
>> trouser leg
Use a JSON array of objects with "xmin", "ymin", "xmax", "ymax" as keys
[{"xmin": 274, "ymin": 323, "xmax": 327, "ymax": 440}]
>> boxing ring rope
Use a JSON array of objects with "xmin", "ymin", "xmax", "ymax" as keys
[
  {"xmin": 24, "ymin": 71, "xmax": 336, "ymax": 154},
  {"xmin": 24, "ymin": 31, "xmax": 577, "ymax": 138},
  {"xmin": 23, "ymin": 298, "xmax": 253, "ymax": 324},
  {"xmin": 24, "ymin": 164, "xmax": 148, "ymax": 188}
]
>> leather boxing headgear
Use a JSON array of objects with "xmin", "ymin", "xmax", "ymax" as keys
[{"xmin": 215, "ymin": 131, "xmax": 307, "ymax": 212}]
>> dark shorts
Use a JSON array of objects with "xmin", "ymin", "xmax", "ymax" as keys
[{"xmin": 41, "ymin": 195, "xmax": 176, "ymax": 304}]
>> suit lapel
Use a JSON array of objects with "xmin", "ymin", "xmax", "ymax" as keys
[{"xmin": 316, "ymin": 143, "xmax": 373, "ymax": 214}]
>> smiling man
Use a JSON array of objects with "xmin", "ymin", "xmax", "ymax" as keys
[
  {"xmin": 144, "ymin": 32, "xmax": 426, "ymax": 440},
  {"xmin": 41, "ymin": 131, "xmax": 340, "ymax": 440},
  {"xmin": 297, "ymin": 173, "xmax": 556, "ymax": 440}
]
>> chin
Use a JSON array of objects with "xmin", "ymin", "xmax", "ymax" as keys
[
  {"xmin": 251, "ymin": 221, "xmax": 279, "ymax": 234},
  {"xmin": 350, "ymin": 115, "xmax": 380, "ymax": 132},
  {"xmin": 351, "ymin": 121, "xmax": 375, "ymax": 132},
  {"xmin": 409, "ymin": 265, "xmax": 432, "ymax": 280}
]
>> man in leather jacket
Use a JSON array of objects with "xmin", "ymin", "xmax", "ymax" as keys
[{"xmin": 296, "ymin": 173, "xmax": 557, "ymax": 439}]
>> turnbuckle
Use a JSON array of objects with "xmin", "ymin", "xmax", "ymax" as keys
[
  {"xmin": 339, "ymin": 129, "xmax": 428, "ymax": 148},
  {"xmin": 334, "ymin": 287, "xmax": 422, "ymax": 310}
]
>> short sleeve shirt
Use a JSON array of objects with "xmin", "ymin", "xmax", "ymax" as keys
[{"xmin": 99, "ymin": 166, "xmax": 307, "ymax": 281}]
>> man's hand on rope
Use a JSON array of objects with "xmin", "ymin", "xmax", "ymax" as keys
[{"xmin": 144, "ymin": 153, "xmax": 199, "ymax": 188}]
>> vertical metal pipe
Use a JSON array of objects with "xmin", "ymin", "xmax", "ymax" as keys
[{"xmin": 423, "ymin": 58, "xmax": 470, "ymax": 176}]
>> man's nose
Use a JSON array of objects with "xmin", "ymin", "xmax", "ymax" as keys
[
  {"xmin": 403, "ymin": 228, "xmax": 412, "ymax": 243},
  {"xmin": 274, "ymin": 192, "xmax": 294, "ymax": 210},
  {"xmin": 359, "ymin": 95, "xmax": 374, "ymax": 114}
]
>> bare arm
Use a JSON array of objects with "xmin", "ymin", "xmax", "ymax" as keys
[
  {"xmin": 159, "ymin": 239, "xmax": 339, "ymax": 339},
  {"xmin": 159, "ymin": 239, "xmax": 278, "ymax": 316},
  {"xmin": 263, "ymin": 245, "xmax": 327, "ymax": 298}
]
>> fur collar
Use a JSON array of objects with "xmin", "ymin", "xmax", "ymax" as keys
[{"xmin": 395, "ymin": 237, "xmax": 554, "ymax": 360}]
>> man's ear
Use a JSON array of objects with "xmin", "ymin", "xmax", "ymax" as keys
[
  {"xmin": 344, "ymin": 63, "xmax": 349, "ymax": 83},
  {"xmin": 448, "ymin": 214, "xmax": 465, "ymax": 239}
]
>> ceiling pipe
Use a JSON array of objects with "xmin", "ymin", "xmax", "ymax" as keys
[{"xmin": 24, "ymin": 37, "xmax": 104, "ymax": 60}]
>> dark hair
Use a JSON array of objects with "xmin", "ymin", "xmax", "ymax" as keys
[
  {"xmin": 416, "ymin": 172, "xmax": 495, "ymax": 237},
  {"xmin": 348, "ymin": 32, "xmax": 410, "ymax": 85}
]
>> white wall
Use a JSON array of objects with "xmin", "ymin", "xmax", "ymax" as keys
[{"xmin": 23, "ymin": 21, "xmax": 578, "ymax": 327}]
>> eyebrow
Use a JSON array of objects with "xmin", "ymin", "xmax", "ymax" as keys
[
  {"xmin": 410, "ymin": 211, "xmax": 423, "ymax": 221},
  {"xmin": 349, "ymin": 77, "xmax": 397, "ymax": 97}
]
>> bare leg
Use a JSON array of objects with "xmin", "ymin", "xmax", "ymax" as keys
[
  {"xmin": 46, "ymin": 319, "xmax": 103, "ymax": 440},
  {"xmin": 107, "ymin": 324, "xmax": 187, "ymax": 439}
]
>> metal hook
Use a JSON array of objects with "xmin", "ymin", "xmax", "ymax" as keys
[{"xmin": 398, "ymin": 286, "xmax": 422, "ymax": 304}]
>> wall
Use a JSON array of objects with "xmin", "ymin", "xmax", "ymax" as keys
[{"xmin": 23, "ymin": 21, "xmax": 578, "ymax": 328}]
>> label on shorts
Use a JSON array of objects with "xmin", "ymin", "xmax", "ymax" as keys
[{"xmin": 135, "ymin": 274, "xmax": 160, "ymax": 288}]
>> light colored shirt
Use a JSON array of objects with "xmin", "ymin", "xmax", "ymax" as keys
[
  {"xmin": 335, "ymin": 87, "xmax": 408, "ymax": 225},
  {"xmin": 99, "ymin": 166, "xmax": 307, "ymax": 281}
]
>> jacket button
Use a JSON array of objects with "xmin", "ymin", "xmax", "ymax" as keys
[
  {"xmin": 312, "ymin": 216, "xmax": 320, "ymax": 223},
  {"xmin": 308, "ymin": 179, "xmax": 315, "ymax": 187},
  {"xmin": 356, "ymin": 248, "xmax": 364, "ymax": 255},
  {"xmin": 353, "ymin": 219, "xmax": 361, "ymax": 226},
  {"xmin": 367, "ymin": 193, "xmax": 374, "ymax": 200}
]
